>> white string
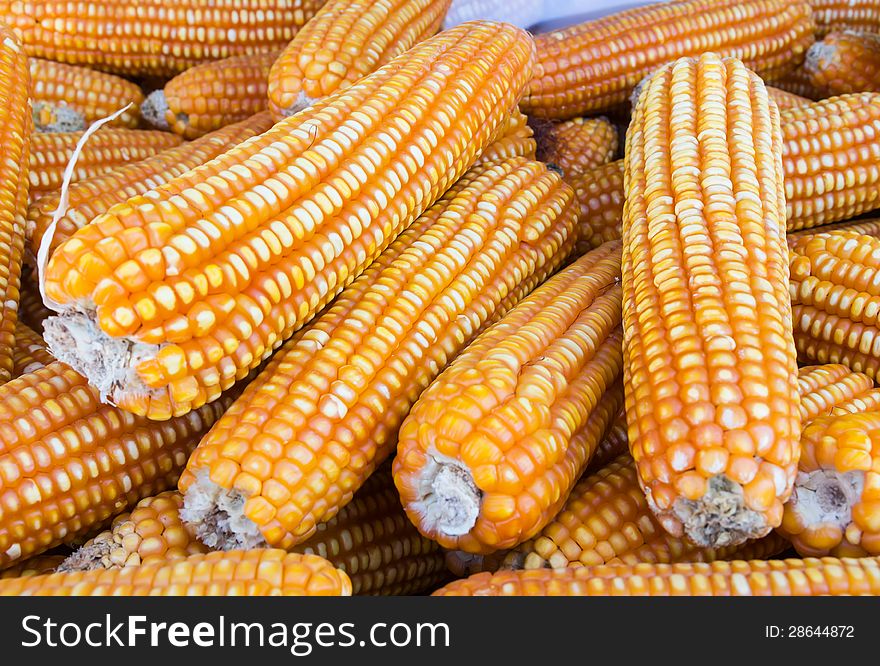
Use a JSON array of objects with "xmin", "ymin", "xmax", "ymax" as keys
[{"xmin": 36, "ymin": 102, "xmax": 134, "ymax": 312}]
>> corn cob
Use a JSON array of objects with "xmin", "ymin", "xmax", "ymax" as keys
[
  {"xmin": 0, "ymin": 550, "xmax": 350, "ymax": 596},
  {"xmin": 805, "ymin": 31, "xmax": 880, "ymax": 96},
  {"xmin": 570, "ymin": 161, "xmax": 625, "ymax": 252},
  {"xmin": 780, "ymin": 411, "xmax": 880, "ymax": 556},
  {"xmin": 0, "ymin": 361, "xmax": 237, "ymax": 569},
  {"xmin": 623, "ymin": 54, "xmax": 799, "ymax": 548},
  {"xmin": 432, "ymin": 556, "xmax": 880, "ymax": 596},
  {"xmin": 808, "ymin": 0, "xmax": 880, "ymax": 36},
  {"xmin": 29, "ymin": 58, "xmax": 143, "ymax": 131},
  {"xmin": 18, "ymin": 272, "xmax": 50, "ymax": 333},
  {"xmin": 766, "ymin": 85, "xmax": 814, "ymax": 110},
  {"xmin": 831, "ymin": 389, "xmax": 880, "ymax": 414},
  {"xmin": 394, "ymin": 244, "xmax": 623, "ymax": 553},
  {"xmin": 11, "ymin": 321, "xmax": 54, "ymax": 377},
  {"xmin": 63, "ymin": 468, "xmax": 448, "ymax": 596},
  {"xmin": 789, "ymin": 231, "xmax": 880, "ymax": 378},
  {"xmin": 143, "ymin": 52, "xmax": 279, "ymax": 140},
  {"xmin": 529, "ymin": 117, "xmax": 618, "ymax": 180},
  {"xmin": 787, "ymin": 217, "xmax": 880, "ymax": 244},
  {"xmin": 41, "ymin": 22, "xmax": 537, "ymax": 421},
  {"xmin": 0, "ymin": 554, "xmax": 64, "ymax": 578},
  {"xmin": 474, "ymin": 111, "xmax": 536, "ymax": 165},
  {"xmin": 521, "ymin": 0, "xmax": 815, "ymax": 119},
  {"xmin": 29, "ymin": 129, "xmax": 182, "ymax": 201},
  {"xmin": 27, "ymin": 113, "xmax": 275, "ymax": 260},
  {"xmin": 588, "ymin": 408, "xmax": 629, "ymax": 473},
  {"xmin": 768, "ymin": 65, "xmax": 827, "ymax": 99},
  {"xmin": 178, "ymin": 155, "xmax": 575, "ymax": 551},
  {"xmin": 2, "ymin": 1, "xmax": 328, "ymax": 78},
  {"xmin": 267, "ymin": 0, "xmax": 452, "ymax": 118},
  {"xmin": 0, "ymin": 28, "xmax": 32, "ymax": 387}
]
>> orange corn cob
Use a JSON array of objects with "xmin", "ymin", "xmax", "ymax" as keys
[
  {"xmin": 787, "ymin": 217, "xmax": 880, "ymax": 245},
  {"xmin": 797, "ymin": 364, "xmax": 877, "ymax": 419},
  {"xmin": 18, "ymin": 272, "xmax": 50, "ymax": 333},
  {"xmin": 267, "ymin": 0, "xmax": 451, "ymax": 118},
  {"xmin": 530, "ymin": 117, "xmax": 618, "ymax": 180},
  {"xmin": 433, "ymin": 556, "xmax": 880, "ymax": 596},
  {"xmin": 622, "ymin": 54, "xmax": 799, "ymax": 548},
  {"xmin": 11, "ymin": 321, "xmax": 54, "ymax": 377},
  {"xmin": 790, "ymin": 231, "xmax": 880, "ymax": 378},
  {"xmin": 29, "ymin": 58, "xmax": 143, "ymax": 131},
  {"xmin": 768, "ymin": 65, "xmax": 827, "ymax": 99},
  {"xmin": 805, "ymin": 31, "xmax": 880, "ymax": 96},
  {"xmin": 570, "ymin": 161, "xmax": 625, "ymax": 252},
  {"xmin": 0, "ymin": 550, "xmax": 351, "ymax": 596},
  {"xmin": 521, "ymin": 0, "xmax": 814, "ymax": 119},
  {"xmin": 41, "ymin": 22, "xmax": 537, "ymax": 421},
  {"xmin": 27, "ymin": 113, "xmax": 274, "ymax": 260},
  {"xmin": 178, "ymin": 156, "xmax": 575, "ymax": 550},
  {"xmin": 780, "ymin": 412, "xmax": 880, "ymax": 556},
  {"xmin": 0, "ymin": 361, "xmax": 236, "ymax": 569},
  {"xmin": 831, "ymin": 388, "xmax": 880, "ymax": 414},
  {"xmin": 29, "ymin": 129, "xmax": 182, "ymax": 200},
  {"xmin": 143, "ymin": 52, "xmax": 279, "ymax": 140},
  {"xmin": 808, "ymin": 0, "xmax": 880, "ymax": 36},
  {"xmin": 0, "ymin": 554, "xmax": 64, "ymax": 579},
  {"xmin": 588, "ymin": 408, "xmax": 629, "ymax": 473},
  {"xmin": 2, "ymin": 1, "xmax": 327, "ymax": 78},
  {"xmin": 766, "ymin": 85, "xmax": 814, "ymax": 110},
  {"xmin": 0, "ymin": 28, "xmax": 32, "ymax": 387},
  {"xmin": 395, "ymin": 244, "xmax": 623, "ymax": 553},
  {"xmin": 474, "ymin": 111, "xmax": 536, "ymax": 165}
]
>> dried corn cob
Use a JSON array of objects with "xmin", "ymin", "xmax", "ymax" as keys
[
  {"xmin": 18, "ymin": 273, "xmax": 50, "ymax": 333},
  {"xmin": 432, "ymin": 556, "xmax": 880, "ymax": 596},
  {"xmin": 790, "ymin": 231, "xmax": 880, "ymax": 378},
  {"xmin": 831, "ymin": 389, "xmax": 880, "ymax": 414},
  {"xmin": 797, "ymin": 364, "xmax": 877, "ymax": 420},
  {"xmin": 588, "ymin": 408, "xmax": 629, "ymax": 473},
  {"xmin": 395, "ymin": 244, "xmax": 623, "ymax": 553},
  {"xmin": 2, "ymin": 1, "xmax": 328, "ymax": 78},
  {"xmin": 143, "ymin": 52, "xmax": 278, "ymax": 140},
  {"xmin": 768, "ymin": 65, "xmax": 826, "ymax": 99},
  {"xmin": 787, "ymin": 217, "xmax": 880, "ymax": 244},
  {"xmin": 29, "ymin": 129, "xmax": 182, "ymax": 200},
  {"xmin": 622, "ymin": 54, "xmax": 799, "ymax": 548},
  {"xmin": 766, "ymin": 85, "xmax": 814, "ymax": 110},
  {"xmin": 268, "ymin": 0, "xmax": 451, "ymax": 118},
  {"xmin": 474, "ymin": 111, "xmax": 536, "ymax": 165},
  {"xmin": 780, "ymin": 412, "xmax": 880, "ymax": 556},
  {"xmin": 178, "ymin": 155, "xmax": 575, "ymax": 550},
  {"xmin": 27, "ymin": 113, "xmax": 274, "ymax": 260},
  {"xmin": 0, "ymin": 28, "xmax": 32, "ymax": 387},
  {"xmin": 11, "ymin": 321, "xmax": 54, "ymax": 377},
  {"xmin": 530, "ymin": 117, "xmax": 618, "ymax": 179},
  {"xmin": 521, "ymin": 0, "xmax": 815, "ymax": 119},
  {"xmin": 570, "ymin": 161, "xmax": 625, "ymax": 252},
  {"xmin": 805, "ymin": 31, "xmax": 880, "ymax": 96},
  {"xmin": 0, "ymin": 554, "xmax": 64, "ymax": 578},
  {"xmin": 0, "ymin": 361, "xmax": 236, "ymax": 569},
  {"xmin": 0, "ymin": 550, "xmax": 350, "ymax": 596},
  {"xmin": 29, "ymin": 58, "xmax": 143, "ymax": 131},
  {"xmin": 41, "ymin": 22, "xmax": 537, "ymax": 421},
  {"xmin": 808, "ymin": 0, "xmax": 880, "ymax": 36}
]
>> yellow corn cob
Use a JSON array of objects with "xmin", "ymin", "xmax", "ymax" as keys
[
  {"xmin": 433, "ymin": 556, "xmax": 880, "ymax": 596},
  {"xmin": 808, "ymin": 0, "xmax": 880, "ymax": 36},
  {"xmin": 267, "ymin": 0, "xmax": 451, "ymax": 118},
  {"xmin": 805, "ymin": 31, "xmax": 880, "ymax": 96},
  {"xmin": 2, "ymin": 1, "xmax": 328, "ymax": 78},
  {"xmin": 623, "ymin": 54, "xmax": 799, "ymax": 548},
  {"xmin": 0, "ymin": 361, "xmax": 236, "ymax": 569},
  {"xmin": 780, "ymin": 411, "xmax": 880, "ymax": 556},
  {"xmin": 787, "ymin": 217, "xmax": 880, "ymax": 245},
  {"xmin": 11, "ymin": 321, "xmax": 54, "ymax": 377},
  {"xmin": 18, "ymin": 272, "xmax": 50, "ymax": 333},
  {"xmin": 766, "ymin": 85, "xmax": 814, "ymax": 110},
  {"xmin": 521, "ymin": 0, "xmax": 815, "ymax": 119},
  {"xmin": 768, "ymin": 65, "xmax": 827, "ymax": 99},
  {"xmin": 474, "ymin": 111, "xmax": 536, "ymax": 165},
  {"xmin": 570, "ymin": 161, "xmax": 625, "ymax": 252},
  {"xmin": 0, "ymin": 554, "xmax": 64, "ymax": 579},
  {"xmin": 831, "ymin": 388, "xmax": 880, "ymax": 414},
  {"xmin": 41, "ymin": 22, "xmax": 537, "ymax": 421},
  {"xmin": 143, "ymin": 52, "xmax": 279, "ymax": 140},
  {"xmin": 178, "ymin": 155, "xmax": 576, "ymax": 550},
  {"xmin": 394, "ymin": 244, "xmax": 623, "ymax": 553},
  {"xmin": 29, "ymin": 58, "xmax": 143, "ymax": 131},
  {"xmin": 62, "ymin": 468, "xmax": 448, "ymax": 596},
  {"xmin": 790, "ymin": 231, "xmax": 880, "ymax": 378},
  {"xmin": 27, "ymin": 113, "xmax": 275, "ymax": 260},
  {"xmin": 530, "ymin": 117, "xmax": 618, "ymax": 180},
  {"xmin": 0, "ymin": 28, "xmax": 32, "ymax": 387},
  {"xmin": 29, "ymin": 129, "xmax": 182, "ymax": 201},
  {"xmin": 0, "ymin": 550, "xmax": 351, "ymax": 596}
]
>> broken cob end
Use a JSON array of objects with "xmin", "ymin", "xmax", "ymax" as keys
[
  {"xmin": 408, "ymin": 455, "xmax": 482, "ymax": 538},
  {"xmin": 33, "ymin": 101, "xmax": 86, "ymax": 133},
  {"xmin": 275, "ymin": 90, "xmax": 319, "ymax": 119},
  {"xmin": 180, "ymin": 469, "xmax": 267, "ymax": 551},
  {"xmin": 140, "ymin": 89, "xmax": 174, "ymax": 131},
  {"xmin": 56, "ymin": 538, "xmax": 114, "ymax": 573},
  {"xmin": 786, "ymin": 469, "xmax": 864, "ymax": 545}
]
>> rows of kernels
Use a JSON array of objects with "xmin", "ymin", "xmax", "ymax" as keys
[
  {"xmin": 766, "ymin": 85, "xmax": 814, "ymax": 110},
  {"xmin": 11, "ymin": 322, "xmax": 55, "ymax": 376},
  {"xmin": 532, "ymin": 117, "xmax": 619, "ymax": 179},
  {"xmin": 570, "ymin": 160, "xmax": 625, "ymax": 252},
  {"xmin": 808, "ymin": 0, "xmax": 880, "ymax": 36},
  {"xmin": 474, "ymin": 111, "xmax": 537, "ymax": 165},
  {"xmin": 796, "ymin": 364, "xmax": 876, "ymax": 421},
  {"xmin": 806, "ymin": 32, "xmax": 880, "ymax": 96},
  {"xmin": 787, "ymin": 217, "xmax": 880, "ymax": 245}
]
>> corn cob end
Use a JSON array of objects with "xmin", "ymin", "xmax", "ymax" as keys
[
  {"xmin": 140, "ymin": 90, "xmax": 172, "ymax": 132},
  {"xmin": 33, "ymin": 101, "xmax": 86, "ymax": 133},
  {"xmin": 179, "ymin": 470, "xmax": 268, "ymax": 550},
  {"xmin": 56, "ymin": 539, "xmax": 115, "ymax": 573},
  {"xmin": 402, "ymin": 458, "xmax": 483, "ymax": 539},
  {"xmin": 784, "ymin": 468, "xmax": 863, "ymax": 554}
]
